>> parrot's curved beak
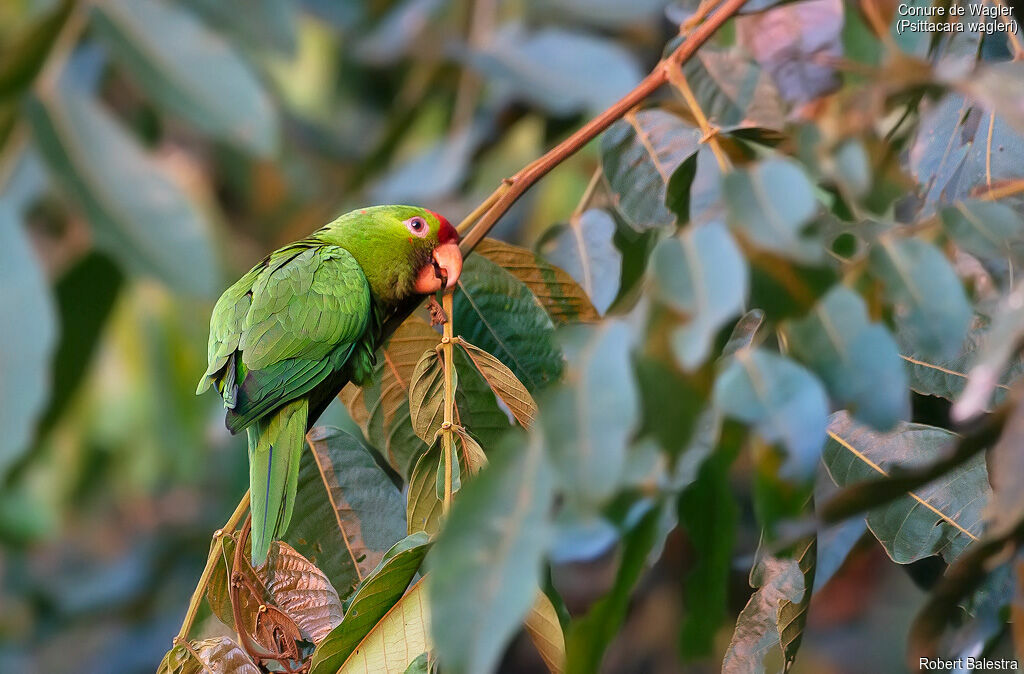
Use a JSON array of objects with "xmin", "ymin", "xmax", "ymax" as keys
[{"xmin": 413, "ymin": 242, "xmax": 463, "ymax": 294}]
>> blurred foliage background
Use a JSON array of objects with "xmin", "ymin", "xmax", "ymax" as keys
[{"xmin": 1, "ymin": 0, "xmax": 1020, "ymax": 672}]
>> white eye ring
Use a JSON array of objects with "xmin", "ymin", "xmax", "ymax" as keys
[{"xmin": 405, "ymin": 216, "xmax": 428, "ymax": 238}]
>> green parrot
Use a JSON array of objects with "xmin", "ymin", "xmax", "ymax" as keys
[{"xmin": 197, "ymin": 205, "xmax": 462, "ymax": 564}]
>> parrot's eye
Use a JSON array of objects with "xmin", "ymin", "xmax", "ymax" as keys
[{"xmin": 405, "ymin": 217, "xmax": 428, "ymax": 237}]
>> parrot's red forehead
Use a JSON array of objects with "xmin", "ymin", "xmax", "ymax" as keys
[{"xmin": 430, "ymin": 210, "xmax": 459, "ymax": 244}]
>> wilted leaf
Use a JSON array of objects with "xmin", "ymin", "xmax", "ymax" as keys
[
  {"xmin": 429, "ymin": 431, "xmax": 555, "ymax": 674},
  {"xmin": 458, "ymin": 338, "xmax": 537, "ymax": 428},
  {"xmin": 723, "ymin": 309, "xmax": 765, "ymax": 357},
  {"xmin": 679, "ymin": 47, "xmax": 787, "ymax": 129},
  {"xmin": 565, "ymin": 505, "xmax": 660, "ymax": 674},
  {"xmin": 260, "ymin": 541, "xmax": 343, "ymax": 643},
  {"xmin": 27, "ymin": 88, "xmax": 219, "ymax": 296},
  {"xmin": 457, "ymin": 24, "xmax": 642, "ymax": 115},
  {"xmin": 869, "ymin": 235, "xmax": 971, "ymax": 360},
  {"xmin": 540, "ymin": 209, "xmax": 622, "ymax": 316},
  {"xmin": 601, "ymin": 109, "xmax": 702, "ymax": 230},
  {"xmin": 952, "ymin": 285, "xmax": 1024, "ymax": 422},
  {"xmin": 984, "ymin": 394, "xmax": 1024, "ymax": 538},
  {"xmin": 453, "ymin": 255, "xmax": 563, "ymax": 392},
  {"xmin": 157, "ymin": 637, "xmax": 259, "ymax": 674},
  {"xmin": 342, "ymin": 317, "xmax": 439, "ymax": 477},
  {"xmin": 778, "ymin": 538, "xmax": 816, "ymax": 672},
  {"xmin": 713, "ymin": 349, "xmax": 829, "ymax": 480},
  {"xmin": 337, "ymin": 578, "xmax": 432, "ymax": 674},
  {"xmin": 822, "ymin": 412, "xmax": 989, "ymax": 563},
  {"xmin": 285, "ymin": 427, "xmax": 406, "ymax": 599},
  {"xmin": 735, "ymin": 0, "xmax": 842, "ymax": 105},
  {"xmin": 651, "ymin": 221, "xmax": 748, "ymax": 370},
  {"xmin": 786, "ymin": 286, "xmax": 909, "ymax": 430},
  {"xmin": 725, "ymin": 158, "xmax": 822, "ymax": 263},
  {"xmin": 0, "ymin": 205, "xmax": 56, "ymax": 476},
  {"xmin": 476, "ymin": 237, "xmax": 600, "ymax": 324},
  {"xmin": 310, "ymin": 533, "xmax": 431, "ymax": 674},
  {"xmin": 722, "ymin": 555, "xmax": 805, "ymax": 674},
  {"xmin": 90, "ymin": 0, "xmax": 278, "ymax": 155},
  {"xmin": 206, "ymin": 531, "xmax": 270, "ymax": 634},
  {"xmin": 524, "ymin": 592, "xmax": 566, "ymax": 674},
  {"xmin": 408, "ymin": 349, "xmax": 449, "ymax": 444},
  {"xmin": 543, "ymin": 322, "xmax": 639, "ymax": 508}
]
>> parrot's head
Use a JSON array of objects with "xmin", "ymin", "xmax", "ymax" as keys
[{"xmin": 320, "ymin": 205, "xmax": 463, "ymax": 305}]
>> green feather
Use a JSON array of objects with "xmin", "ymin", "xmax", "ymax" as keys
[{"xmin": 247, "ymin": 397, "xmax": 307, "ymax": 565}]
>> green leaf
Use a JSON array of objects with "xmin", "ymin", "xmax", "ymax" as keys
[
  {"xmin": 822, "ymin": 412, "xmax": 990, "ymax": 564},
  {"xmin": 408, "ymin": 349, "xmax": 449, "ymax": 444},
  {"xmin": 651, "ymin": 221, "xmax": 748, "ymax": 370},
  {"xmin": 407, "ymin": 443, "xmax": 444, "ymax": 536},
  {"xmin": 542, "ymin": 322, "xmax": 639, "ymax": 508},
  {"xmin": 0, "ymin": 0, "xmax": 72, "ymax": 99},
  {"xmin": 310, "ymin": 533, "xmax": 431, "ymax": 674},
  {"xmin": 713, "ymin": 349, "xmax": 829, "ymax": 480},
  {"xmin": 746, "ymin": 249, "xmax": 837, "ymax": 320},
  {"xmin": 337, "ymin": 578, "xmax": 432, "ymax": 674},
  {"xmin": 678, "ymin": 425, "xmax": 741, "ymax": 659},
  {"xmin": 342, "ymin": 317, "xmax": 439, "ymax": 478},
  {"xmin": 403, "ymin": 653, "xmax": 430, "ymax": 674},
  {"xmin": 565, "ymin": 505, "xmax": 660, "ymax": 674},
  {"xmin": 721, "ymin": 555, "xmax": 805, "ymax": 674},
  {"xmin": 436, "ymin": 437, "xmax": 462, "ymax": 498},
  {"xmin": 157, "ymin": 637, "xmax": 259, "ymax": 674},
  {"xmin": 90, "ymin": 0, "xmax": 278, "ymax": 155},
  {"xmin": 457, "ymin": 25, "xmax": 642, "ymax": 115},
  {"xmin": 812, "ymin": 469, "xmax": 867, "ymax": 592},
  {"xmin": 429, "ymin": 431, "xmax": 555, "ymax": 674},
  {"xmin": 0, "ymin": 205, "xmax": 56, "ymax": 476},
  {"xmin": 899, "ymin": 314, "xmax": 1024, "ymax": 407},
  {"xmin": 284, "ymin": 427, "xmax": 407, "ymax": 599},
  {"xmin": 540, "ymin": 209, "xmax": 622, "ymax": 315},
  {"xmin": 458, "ymin": 338, "xmax": 537, "ymax": 428},
  {"xmin": 453, "ymin": 255, "xmax": 563, "ymax": 392},
  {"xmin": 786, "ymin": 286, "xmax": 909, "ymax": 431},
  {"xmin": 941, "ymin": 199, "xmax": 1024, "ymax": 273},
  {"xmin": 27, "ymin": 88, "xmax": 219, "ymax": 296},
  {"xmin": 261, "ymin": 541, "xmax": 343, "ymax": 644},
  {"xmin": 601, "ymin": 109, "xmax": 702, "ymax": 230},
  {"xmin": 180, "ymin": 0, "xmax": 297, "ymax": 55},
  {"xmin": 476, "ymin": 237, "xmax": 600, "ymax": 324},
  {"xmin": 724, "ymin": 158, "xmax": 822, "ymax": 263},
  {"xmin": 869, "ymin": 235, "xmax": 972, "ymax": 360}
]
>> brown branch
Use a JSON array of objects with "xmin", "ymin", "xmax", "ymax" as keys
[
  {"xmin": 176, "ymin": 490, "xmax": 251, "ymax": 641},
  {"xmin": 310, "ymin": 0, "xmax": 747, "ymax": 425}
]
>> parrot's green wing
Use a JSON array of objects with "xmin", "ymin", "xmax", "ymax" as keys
[{"xmin": 198, "ymin": 243, "xmax": 374, "ymax": 432}]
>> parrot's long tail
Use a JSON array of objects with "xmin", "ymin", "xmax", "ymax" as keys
[{"xmin": 246, "ymin": 397, "xmax": 307, "ymax": 565}]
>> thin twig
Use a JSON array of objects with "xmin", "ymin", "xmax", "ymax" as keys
[
  {"xmin": 665, "ymin": 67, "xmax": 730, "ymax": 172},
  {"xmin": 440, "ymin": 291, "xmax": 456, "ymax": 514},
  {"xmin": 572, "ymin": 167, "xmax": 604, "ymax": 219},
  {"xmin": 176, "ymin": 490, "xmax": 251, "ymax": 641}
]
